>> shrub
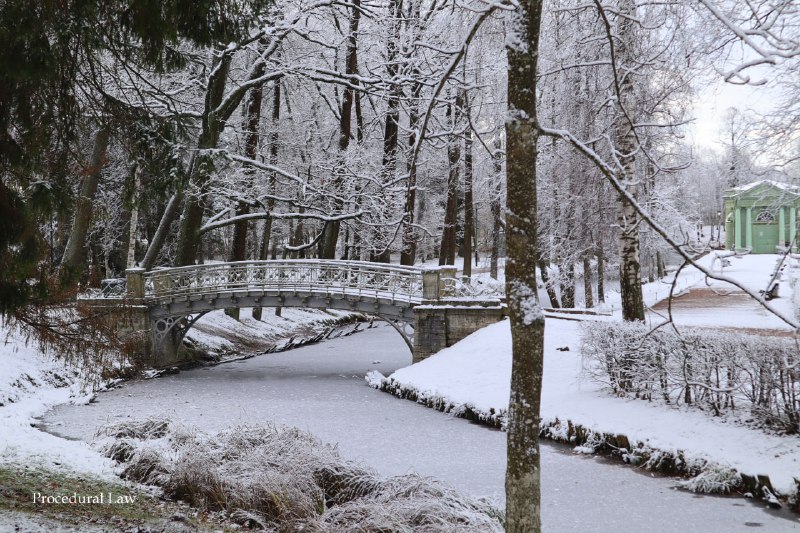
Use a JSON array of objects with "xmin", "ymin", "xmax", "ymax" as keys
[{"xmin": 582, "ymin": 321, "xmax": 800, "ymax": 432}]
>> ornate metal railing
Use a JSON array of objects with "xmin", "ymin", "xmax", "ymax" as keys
[
  {"xmin": 448, "ymin": 275, "xmax": 505, "ymax": 299},
  {"xmin": 142, "ymin": 260, "xmax": 425, "ymax": 304},
  {"xmin": 78, "ymin": 278, "xmax": 127, "ymax": 299}
]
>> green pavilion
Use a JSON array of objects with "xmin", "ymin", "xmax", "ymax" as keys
[{"xmin": 724, "ymin": 180, "xmax": 800, "ymax": 253}]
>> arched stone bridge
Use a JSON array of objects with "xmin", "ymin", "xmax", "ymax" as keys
[{"xmin": 82, "ymin": 260, "xmax": 505, "ymax": 367}]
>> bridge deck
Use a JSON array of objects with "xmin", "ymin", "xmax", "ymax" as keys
[{"xmin": 143, "ymin": 260, "xmax": 424, "ymax": 308}]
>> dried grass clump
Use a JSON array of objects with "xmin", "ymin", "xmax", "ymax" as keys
[
  {"xmin": 165, "ymin": 443, "xmax": 325, "ymax": 523},
  {"xmin": 102, "ymin": 438, "xmax": 136, "ymax": 463},
  {"xmin": 119, "ymin": 445, "xmax": 171, "ymax": 485},
  {"xmin": 99, "ymin": 418, "xmax": 503, "ymax": 531},
  {"xmin": 313, "ymin": 463, "xmax": 381, "ymax": 506},
  {"xmin": 321, "ymin": 474, "xmax": 504, "ymax": 532},
  {"xmin": 97, "ymin": 415, "xmax": 171, "ymax": 440}
]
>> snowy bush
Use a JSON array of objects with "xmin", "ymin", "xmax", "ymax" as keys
[
  {"xmin": 678, "ymin": 464, "xmax": 742, "ymax": 494},
  {"xmin": 98, "ymin": 417, "xmax": 503, "ymax": 531},
  {"xmin": 582, "ymin": 321, "xmax": 800, "ymax": 432}
]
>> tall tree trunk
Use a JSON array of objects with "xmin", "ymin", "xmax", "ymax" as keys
[
  {"xmin": 597, "ymin": 245, "xmax": 606, "ymax": 304},
  {"xmin": 140, "ymin": 37, "xmax": 284, "ymax": 269},
  {"xmin": 354, "ymin": 89, "xmax": 365, "ymax": 145},
  {"xmin": 292, "ymin": 206, "xmax": 305, "ymax": 259},
  {"xmin": 126, "ymin": 164, "xmax": 142, "ymax": 269},
  {"xmin": 583, "ymin": 255, "xmax": 594, "ymax": 308},
  {"xmin": 226, "ymin": 70, "xmax": 265, "ymax": 320},
  {"xmin": 537, "ymin": 256, "xmax": 559, "ymax": 308},
  {"xmin": 321, "ymin": 0, "xmax": 361, "ymax": 259},
  {"xmin": 505, "ymin": 0, "xmax": 545, "ymax": 531},
  {"xmin": 560, "ymin": 260, "xmax": 575, "ymax": 308},
  {"xmin": 615, "ymin": 0, "xmax": 645, "ymax": 321},
  {"xmin": 400, "ymin": 0, "xmax": 422, "ymax": 266},
  {"xmin": 252, "ymin": 82, "xmax": 282, "ymax": 320},
  {"xmin": 141, "ymin": 192, "xmax": 182, "ymax": 270},
  {"xmin": 174, "ymin": 51, "xmax": 234, "ymax": 266},
  {"xmin": 439, "ymin": 92, "xmax": 462, "ymax": 266},
  {"xmin": 370, "ymin": 0, "xmax": 402, "ymax": 265},
  {"xmin": 400, "ymin": 77, "xmax": 422, "ymax": 266},
  {"xmin": 490, "ymin": 138, "xmax": 503, "ymax": 279},
  {"xmin": 60, "ymin": 126, "xmax": 110, "ymax": 279},
  {"xmin": 251, "ymin": 219, "xmax": 269, "ymax": 321},
  {"xmin": 462, "ymin": 92, "xmax": 474, "ymax": 282}
]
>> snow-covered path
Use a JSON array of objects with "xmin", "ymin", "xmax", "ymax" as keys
[
  {"xmin": 646, "ymin": 252, "xmax": 797, "ymax": 330},
  {"xmin": 42, "ymin": 325, "xmax": 798, "ymax": 532}
]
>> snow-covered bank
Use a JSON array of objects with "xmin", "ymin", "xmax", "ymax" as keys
[
  {"xmin": 0, "ymin": 324, "xmax": 115, "ymax": 477},
  {"xmin": 369, "ymin": 319, "xmax": 800, "ymax": 502},
  {"xmin": 1, "ymin": 307, "xmax": 363, "ymax": 476}
]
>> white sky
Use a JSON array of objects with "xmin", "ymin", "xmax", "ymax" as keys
[{"xmin": 688, "ymin": 55, "xmax": 782, "ymax": 155}]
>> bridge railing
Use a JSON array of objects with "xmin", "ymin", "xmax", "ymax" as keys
[{"xmin": 142, "ymin": 260, "xmax": 424, "ymax": 303}]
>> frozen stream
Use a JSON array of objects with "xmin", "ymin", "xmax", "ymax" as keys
[{"xmin": 43, "ymin": 324, "xmax": 798, "ymax": 532}]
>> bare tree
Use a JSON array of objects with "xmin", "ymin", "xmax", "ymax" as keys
[
  {"xmin": 61, "ymin": 126, "xmax": 111, "ymax": 279},
  {"xmin": 504, "ymin": 0, "xmax": 545, "ymax": 531}
]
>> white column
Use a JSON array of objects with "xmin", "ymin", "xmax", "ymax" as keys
[
  {"xmin": 745, "ymin": 207, "xmax": 753, "ymax": 249},
  {"xmin": 734, "ymin": 208, "xmax": 742, "ymax": 249}
]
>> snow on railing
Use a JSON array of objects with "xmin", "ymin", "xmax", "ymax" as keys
[
  {"xmin": 77, "ymin": 278, "xmax": 127, "ymax": 299},
  {"xmin": 445, "ymin": 275, "xmax": 505, "ymax": 299},
  {"xmin": 142, "ymin": 260, "xmax": 425, "ymax": 303}
]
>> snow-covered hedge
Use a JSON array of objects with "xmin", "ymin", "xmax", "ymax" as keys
[{"xmin": 582, "ymin": 321, "xmax": 800, "ymax": 433}]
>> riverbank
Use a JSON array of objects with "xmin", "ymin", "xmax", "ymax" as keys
[
  {"xmin": 38, "ymin": 322, "xmax": 800, "ymax": 531},
  {"xmin": 0, "ymin": 308, "xmax": 365, "ymax": 530},
  {"xmin": 368, "ymin": 318, "xmax": 800, "ymax": 511}
]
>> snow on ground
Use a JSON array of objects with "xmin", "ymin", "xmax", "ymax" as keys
[
  {"xmin": 429, "ymin": 250, "xmax": 716, "ymax": 312},
  {"xmin": 648, "ymin": 252, "xmax": 797, "ymax": 330},
  {"xmin": 382, "ymin": 318, "xmax": 800, "ymax": 495},
  {"xmin": 0, "ymin": 323, "xmax": 115, "ymax": 477},
  {"xmin": 0, "ymin": 307, "xmax": 357, "ymax": 478},
  {"xmin": 382, "ymin": 254, "xmax": 800, "ymax": 496}
]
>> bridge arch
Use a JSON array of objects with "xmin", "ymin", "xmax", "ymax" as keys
[{"xmin": 150, "ymin": 291, "xmax": 417, "ymax": 355}]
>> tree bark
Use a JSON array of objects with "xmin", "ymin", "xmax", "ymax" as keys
[
  {"xmin": 141, "ymin": 192, "xmax": 182, "ymax": 270},
  {"xmin": 463, "ymin": 94, "xmax": 474, "ymax": 282},
  {"xmin": 656, "ymin": 249, "xmax": 665, "ymax": 278},
  {"xmin": 615, "ymin": 0, "xmax": 645, "ymax": 321},
  {"xmin": 560, "ymin": 260, "xmax": 575, "ymax": 308},
  {"xmin": 583, "ymin": 255, "xmax": 594, "ymax": 308},
  {"xmin": 504, "ymin": 0, "xmax": 545, "ymax": 531},
  {"xmin": 597, "ymin": 245, "xmax": 606, "ymax": 304},
  {"xmin": 174, "ymin": 50, "xmax": 234, "ymax": 266},
  {"xmin": 490, "ymin": 138, "xmax": 503, "ymax": 279},
  {"xmin": 369, "ymin": 0, "xmax": 402, "ymax": 265},
  {"xmin": 400, "ymin": 76, "xmax": 422, "ymax": 266},
  {"xmin": 126, "ymin": 164, "xmax": 142, "ymax": 269},
  {"xmin": 229, "ymin": 75, "xmax": 265, "ymax": 264},
  {"xmin": 537, "ymin": 256, "xmax": 559, "ymax": 308},
  {"xmin": 60, "ymin": 126, "xmax": 110, "ymax": 278},
  {"xmin": 439, "ymin": 92, "xmax": 462, "ymax": 266}
]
